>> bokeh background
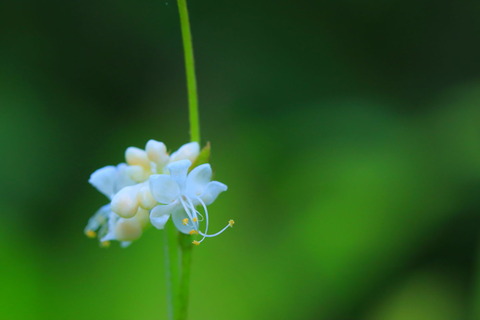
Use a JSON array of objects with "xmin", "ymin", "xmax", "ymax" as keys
[{"xmin": 2, "ymin": 0, "xmax": 480, "ymax": 319}]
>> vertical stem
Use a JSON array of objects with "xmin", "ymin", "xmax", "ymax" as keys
[
  {"xmin": 177, "ymin": 233, "xmax": 193, "ymax": 320},
  {"xmin": 164, "ymin": 221, "xmax": 180, "ymax": 320},
  {"xmin": 178, "ymin": 0, "xmax": 198, "ymax": 317},
  {"xmin": 177, "ymin": 0, "xmax": 200, "ymax": 143},
  {"xmin": 164, "ymin": 1, "xmax": 199, "ymax": 320}
]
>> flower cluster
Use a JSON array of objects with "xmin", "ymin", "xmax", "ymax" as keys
[{"xmin": 85, "ymin": 140, "xmax": 233, "ymax": 247}]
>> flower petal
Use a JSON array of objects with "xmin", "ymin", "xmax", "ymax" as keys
[
  {"xmin": 89, "ymin": 164, "xmax": 135, "ymax": 199},
  {"xmin": 115, "ymin": 163, "xmax": 135, "ymax": 191},
  {"xmin": 100, "ymin": 211, "xmax": 120, "ymax": 242},
  {"xmin": 200, "ymin": 181, "xmax": 228, "ymax": 205},
  {"xmin": 186, "ymin": 163, "xmax": 212, "ymax": 197},
  {"xmin": 150, "ymin": 203, "xmax": 176, "ymax": 229},
  {"xmin": 89, "ymin": 166, "xmax": 117, "ymax": 198},
  {"xmin": 149, "ymin": 174, "xmax": 180, "ymax": 204},
  {"xmin": 170, "ymin": 142, "xmax": 200, "ymax": 163},
  {"xmin": 166, "ymin": 160, "xmax": 191, "ymax": 190}
]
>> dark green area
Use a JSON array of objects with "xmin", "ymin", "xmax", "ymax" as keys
[{"xmin": 1, "ymin": 0, "xmax": 480, "ymax": 319}]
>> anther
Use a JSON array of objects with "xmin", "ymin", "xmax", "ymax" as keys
[
  {"xmin": 100, "ymin": 241, "xmax": 111, "ymax": 248},
  {"xmin": 192, "ymin": 240, "xmax": 201, "ymax": 246},
  {"xmin": 192, "ymin": 217, "xmax": 198, "ymax": 222},
  {"xmin": 182, "ymin": 218, "xmax": 189, "ymax": 225},
  {"xmin": 85, "ymin": 230, "xmax": 97, "ymax": 238},
  {"xmin": 189, "ymin": 230, "xmax": 199, "ymax": 235},
  {"xmin": 229, "ymin": 220, "xmax": 235, "ymax": 227}
]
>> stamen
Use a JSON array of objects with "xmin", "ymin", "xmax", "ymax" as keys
[
  {"xmin": 198, "ymin": 220, "xmax": 233, "ymax": 238},
  {"xmin": 182, "ymin": 218, "xmax": 189, "ymax": 226},
  {"xmin": 182, "ymin": 196, "xmax": 234, "ymax": 244},
  {"xmin": 196, "ymin": 197, "xmax": 209, "ymax": 229},
  {"xmin": 184, "ymin": 197, "xmax": 202, "ymax": 231},
  {"xmin": 85, "ymin": 230, "xmax": 97, "ymax": 238},
  {"xmin": 184, "ymin": 197, "xmax": 200, "ymax": 224},
  {"xmin": 179, "ymin": 198, "xmax": 195, "ymax": 223}
]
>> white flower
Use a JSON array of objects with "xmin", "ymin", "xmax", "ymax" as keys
[
  {"xmin": 85, "ymin": 140, "xmax": 228, "ymax": 247},
  {"xmin": 85, "ymin": 163, "xmax": 147, "ymax": 246},
  {"xmin": 110, "ymin": 141, "xmax": 201, "ymax": 218},
  {"xmin": 149, "ymin": 159, "xmax": 233, "ymax": 245}
]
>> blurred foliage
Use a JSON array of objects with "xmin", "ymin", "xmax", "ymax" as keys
[{"xmin": 1, "ymin": 0, "xmax": 480, "ymax": 319}]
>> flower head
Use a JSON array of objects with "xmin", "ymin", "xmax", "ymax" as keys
[
  {"xmin": 149, "ymin": 159, "xmax": 232, "ymax": 244},
  {"xmin": 110, "ymin": 141, "xmax": 200, "ymax": 218},
  {"xmin": 86, "ymin": 140, "xmax": 232, "ymax": 247}
]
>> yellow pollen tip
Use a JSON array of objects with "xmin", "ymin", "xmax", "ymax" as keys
[
  {"xmin": 189, "ymin": 230, "xmax": 199, "ymax": 235},
  {"xmin": 192, "ymin": 217, "xmax": 198, "ymax": 222},
  {"xmin": 228, "ymin": 219, "xmax": 235, "ymax": 227},
  {"xmin": 192, "ymin": 240, "xmax": 201, "ymax": 246},
  {"xmin": 182, "ymin": 218, "xmax": 189, "ymax": 226},
  {"xmin": 85, "ymin": 230, "xmax": 96, "ymax": 238},
  {"xmin": 100, "ymin": 241, "xmax": 111, "ymax": 248}
]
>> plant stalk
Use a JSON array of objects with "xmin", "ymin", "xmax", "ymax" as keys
[
  {"xmin": 164, "ymin": 0, "xmax": 199, "ymax": 319},
  {"xmin": 178, "ymin": 0, "xmax": 200, "ymax": 143},
  {"xmin": 164, "ymin": 221, "xmax": 180, "ymax": 320},
  {"xmin": 176, "ymin": 0, "xmax": 198, "ymax": 317},
  {"xmin": 177, "ymin": 233, "xmax": 193, "ymax": 320}
]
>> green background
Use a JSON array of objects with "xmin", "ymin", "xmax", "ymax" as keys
[{"xmin": 1, "ymin": 0, "xmax": 480, "ymax": 319}]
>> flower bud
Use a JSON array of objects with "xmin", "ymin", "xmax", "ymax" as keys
[
  {"xmin": 138, "ymin": 185, "xmax": 157, "ymax": 209},
  {"xmin": 146, "ymin": 140, "xmax": 169, "ymax": 168},
  {"xmin": 114, "ymin": 219, "xmax": 142, "ymax": 241},
  {"xmin": 125, "ymin": 147, "xmax": 150, "ymax": 169},
  {"xmin": 134, "ymin": 207, "xmax": 150, "ymax": 228},
  {"xmin": 111, "ymin": 185, "xmax": 139, "ymax": 218},
  {"xmin": 170, "ymin": 142, "xmax": 200, "ymax": 163},
  {"xmin": 126, "ymin": 165, "xmax": 149, "ymax": 182}
]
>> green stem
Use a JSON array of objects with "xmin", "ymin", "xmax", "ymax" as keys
[
  {"xmin": 164, "ymin": 221, "xmax": 180, "ymax": 320},
  {"xmin": 177, "ymin": 233, "xmax": 193, "ymax": 320},
  {"xmin": 178, "ymin": 0, "xmax": 200, "ymax": 143},
  {"xmin": 164, "ymin": 1, "xmax": 199, "ymax": 320}
]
